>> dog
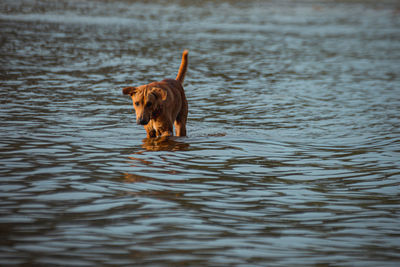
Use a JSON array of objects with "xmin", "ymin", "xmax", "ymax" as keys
[{"xmin": 122, "ymin": 50, "xmax": 188, "ymax": 138}]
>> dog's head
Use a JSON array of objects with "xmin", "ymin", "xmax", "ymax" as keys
[{"xmin": 122, "ymin": 85, "xmax": 167, "ymax": 125}]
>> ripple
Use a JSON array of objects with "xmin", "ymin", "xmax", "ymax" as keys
[{"xmin": 1, "ymin": 0, "xmax": 400, "ymax": 266}]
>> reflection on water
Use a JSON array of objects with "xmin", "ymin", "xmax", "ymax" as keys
[
  {"xmin": 1, "ymin": 0, "xmax": 400, "ymax": 266},
  {"xmin": 140, "ymin": 137, "xmax": 190, "ymax": 152}
]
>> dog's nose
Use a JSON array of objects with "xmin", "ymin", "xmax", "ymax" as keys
[{"xmin": 137, "ymin": 118, "xmax": 148, "ymax": 125}]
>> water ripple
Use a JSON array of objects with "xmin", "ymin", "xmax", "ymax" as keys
[{"xmin": 1, "ymin": 0, "xmax": 400, "ymax": 266}]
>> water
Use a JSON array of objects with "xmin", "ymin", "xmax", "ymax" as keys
[{"xmin": 1, "ymin": 0, "xmax": 400, "ymax": 266}]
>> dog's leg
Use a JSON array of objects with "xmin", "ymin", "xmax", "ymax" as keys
[
  {"xmin": 158, "ymin": 129, "xmax": 173, "ymax": 137},
  {"xmin": 146, "ymin": 129, "xmax": 156, "ymax": 138},
  {"xmin": 174, "ymin": 97, "xmax": 188, "ymax": 137},
  {"xmin": 144, "ymin": 124, "xmax": 157, "ymax": 138},
  {"xmin": 156, "ymin": 122, "xmax": 173, "ymax": 137},
  {"xmin": 161, "ymin": 131, "xmax": 173, "ymax": 137},
  {"xmin": 174, "ymin": 108, "xmax": 188, "ymax": 137},
  {"xmin": 174, "ymin": 121, "xmax": 186, "ymax": 137}
]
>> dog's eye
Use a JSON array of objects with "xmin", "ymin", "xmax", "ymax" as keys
[
  {"xmin": 145, "ymin": 102, "xmax": 152, "ymax": 107},
  {"xmin": 134, "ymin": 101, "xmax": 140, "ymax": 106}
]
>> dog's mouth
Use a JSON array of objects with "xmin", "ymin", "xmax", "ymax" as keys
[{"xmin": 137, "ymin": 118, "xmax": 149, "ymax": 125}]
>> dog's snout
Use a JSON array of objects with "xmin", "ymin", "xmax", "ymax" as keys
[{"xmin": 137, "ymin": 118, "xmax": 149, "ymax": 125}]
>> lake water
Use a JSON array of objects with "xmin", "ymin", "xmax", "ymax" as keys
[{"xmin": 1, "ymin": 0, "xmax": 400, "ymax": 266}]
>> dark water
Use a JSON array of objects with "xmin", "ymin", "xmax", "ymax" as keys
[{"xmin": 1, "ymin": 0, "xmax": 400, "ymax": 266}]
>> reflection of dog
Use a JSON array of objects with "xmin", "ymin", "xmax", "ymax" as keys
[
  {"xmin": 141, "ymin": 136, "xmax": 190, "ymax": 151},
  {"xmin": 122, "ymin": 50, "xmax": 189, "ymax": 138}
]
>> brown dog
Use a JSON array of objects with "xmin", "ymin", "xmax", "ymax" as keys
[{"xmin": 122, "ymin": 50, "xmax": 189, "ymax": 138}]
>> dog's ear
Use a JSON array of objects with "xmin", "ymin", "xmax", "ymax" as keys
[
  {"xmin": 122, "ymin": 86, "xmax": 137, "ymax": 96},
  {"xmin": 151, "ymin": 87, "xmax": 167, "ymax": 101}
]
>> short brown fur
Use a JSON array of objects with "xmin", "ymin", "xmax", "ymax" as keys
[{"xmin": 122, "ymin": 50, "xmax": 189, "ymax": 138}]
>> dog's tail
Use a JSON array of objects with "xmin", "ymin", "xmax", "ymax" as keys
[{"xmin": 176, "ymin": 50, "xmax": 188, "ymax": 84}]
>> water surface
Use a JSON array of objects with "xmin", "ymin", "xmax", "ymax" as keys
[{"xmin": 1, "ymin": 0, "xmax": 400, "ymax": 266}]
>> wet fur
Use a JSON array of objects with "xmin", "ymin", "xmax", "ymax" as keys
[{"xmin": 123, "ymin": 51, "xmax": 188, "ymax": 138}]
